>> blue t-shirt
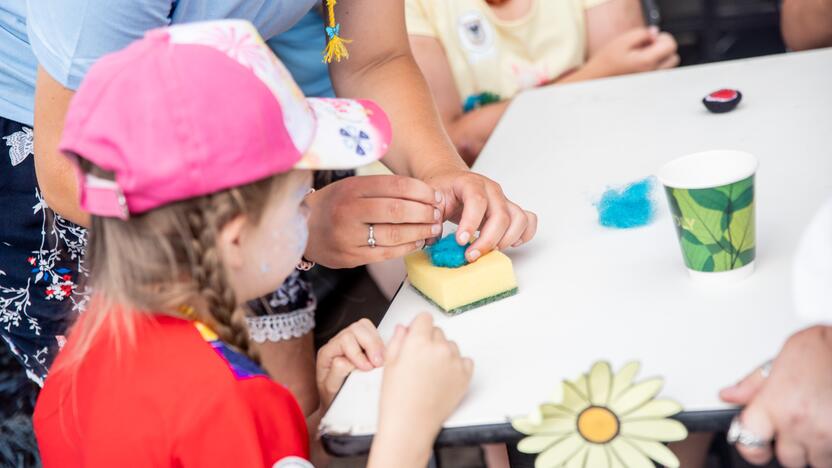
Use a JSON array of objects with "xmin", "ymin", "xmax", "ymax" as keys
[
  {"xmin": 0, "ymin": 0, "xmax": 333, "ymax": 126},
  {"xmin": 269, "ymin": 9, "xmax": 335, "ymax": 98}
]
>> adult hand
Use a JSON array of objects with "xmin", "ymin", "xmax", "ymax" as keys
[
  {"xmin": 585, "ymin": 26, "xmax": 679, "ymax": 78},
  {"xmin": 304, "ymin": 175, "xmax": 443, "ymax": 268},
  {"xmin": 719, "ymin": 325, "xmax": 832, "ymax": 467},
  {"xmin": 422, "ymin": 166, "xmax": 537, "ymax": 262}
]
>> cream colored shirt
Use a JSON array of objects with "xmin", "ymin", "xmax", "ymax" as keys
[{"xmin": 406, "ymin": 0, "xmax": 610, "ymax": 109}]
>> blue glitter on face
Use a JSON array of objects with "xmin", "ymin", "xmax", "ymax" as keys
[
  {"xmin": 429, "ymin": 234, "xmax": 470, "ymax": 268},
  {"xmin": 596, "ymin": 177, "xmax": 657, "ymax": 229}
]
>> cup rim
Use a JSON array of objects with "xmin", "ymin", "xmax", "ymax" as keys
[{"xmin": 657, "ymin": 150, "xmax": 758, "ymax": 190}]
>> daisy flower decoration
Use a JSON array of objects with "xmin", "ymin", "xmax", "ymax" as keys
[{"xmin": 511, "ymin": 361, "xmax": 688, "ymax": 468}]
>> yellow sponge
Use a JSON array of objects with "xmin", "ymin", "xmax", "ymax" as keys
[{"xmin": 404, "ymin": 250, "xmax": 518, "ymax": 314}]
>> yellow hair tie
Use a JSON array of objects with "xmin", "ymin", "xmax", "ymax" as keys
[{"xmin": 323, "ymin": 0, "xmax": 351, "ymax": 63}]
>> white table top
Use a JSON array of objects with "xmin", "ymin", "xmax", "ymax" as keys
[{"xmin": 322, "ymin": 48, "xmax": 832, "ymax": 440}]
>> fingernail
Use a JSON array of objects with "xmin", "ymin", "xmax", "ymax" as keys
[
  {"xmin": 434, "ymin": 209, "xmax": 441, "ymax": 221},
  {"xmin": 416, "ymin": 239, "xmax": 426, "ymax": 249},
  {"xmin": 458, "ymin": 231, "xmax": 471, "ymax": 244},
  {"xmin": 431, "ymin": 224, "xmax": 442, "ymax": 235},
  {"xmin": 435, "ymin": 191, "xmax": 443, "ymax": 204},
  {"xmin": 426, "ymin": 237, "xmax": 437, "ymax": 246},
  {"xmin": 372, "ymin": 354, "xmax": 384, "ymax": 366},
  {"xmin": 648, "ymin": 26, "xmax": 659, "ymax": 35},
  {"xmin": 468, "ymin": 249, "xmax": 481, "ymax": 261}
]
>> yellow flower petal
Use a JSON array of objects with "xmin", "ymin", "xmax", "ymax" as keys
[
  {"xmin": 534, "ymin": 434, "xmax": 586, "ymax": 468},
  {"xmin": 562, "ymin": 380, "xmax": 590, "ymax": 412},
  {"xmin": 512, "ymin": 416, "xmax": 540, "ymax": 435},
  {"xmin": 588, "ymin": 361, "xmax": 613, "ymax": 406},
  {"xmin": 607, "ymin": 446, "xmax": 627, "ymax": 468},
  {"xmin": 609, "ymin": 438, "xmax": 655, "ymax": 468},
  {"xmin": 585, "ymin": 445, "xmax": 610, "ymax": 466},
  {"xmin": 609, "ymin": 378, "xmax": 663, "ymax": 414},
  {"xmin": 518, "ymin": 435, "xmax": 560, "ymax": 454},
  {"xmin": 621, "ymin": 399, "xmax": 683, "ymax": 420},
  {"xmin": 514, "ymin": 415, "xmax": 577, "ymax": 436},
  {"xmin": 575, "ymin": 374, "xmax": 590, "ymax": 397},
  {"xmin": 626, "ymin": 438, "xmax": 682, "ymax": 468},
  {"xmin": 541, "ymin": 403, "xmax": 578, "ymax": 418},
  {"xmin": 620, "ymin": 419, "xmax": 688, "ymax": 442},
  {"xmin": 609, "ymin": 361, "xmax": 640, "ymax": 402},
  {"xmin": 564, "ymin": 447, "xmax": 588, "ymax": 468}
]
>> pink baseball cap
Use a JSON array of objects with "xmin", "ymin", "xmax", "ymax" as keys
[{"xmin": 60, "ymin": 19, "xmax": 392, "ymax": 219}]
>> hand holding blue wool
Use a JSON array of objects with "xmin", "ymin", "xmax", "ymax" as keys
[{"xmin": 428, "ymin": 234, "xmax": 471, "ymax": 268}]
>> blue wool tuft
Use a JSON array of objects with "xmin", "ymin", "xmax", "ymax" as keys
[
  {"xmin": 597, "ymin": 177, "xmax": 657, "ymax": 229},
  {"xmin": 429, "ymin": 234, "xmax": 469, "ymax": 268}
]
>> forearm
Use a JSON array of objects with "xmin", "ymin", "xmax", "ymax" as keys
[
  {"xmin": 33, "ymin": 67, "xmax": 91, "ymax": 227},
  {"xmin": 331, "ymin": 54, "xmax": 467, "ymax": 179},
  {"xmin": 367, "ymin": 428, "xmax": 434, "ymax": 468},
  {"xmin": 554, "ymin": 61, "xmax": 613, "ymax": 84},
  {"xmin": 446, "ymin": 100, "xmax": 511, "ymax": 165},
  {"xmin": 782, "ymin": 0, "xmax": 832, "ymax": 50}
]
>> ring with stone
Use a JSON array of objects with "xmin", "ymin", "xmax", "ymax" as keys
[
  {"xmin": 367, "ymin": 224, "xmax": 376, "ymax": 248},
  {"xmin": 726, "ymin": 416, "xmax": 771, "ymax": 449}
]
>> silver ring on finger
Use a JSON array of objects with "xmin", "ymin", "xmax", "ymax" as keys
[
  {"xmin": 760, "ymin": 359, "xmax": 774, "ymax": 379},
  {"xmin": 367, "ymin": 224, "xmax": 376, "ymax": 248},
  {"xmin": 727, "ymin": 416, "xmax": 771, "ymax": 449}
]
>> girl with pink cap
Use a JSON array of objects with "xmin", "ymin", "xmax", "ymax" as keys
[{"xmin": 34, "ymin": 20, "xmax": 473, "ymax": 468}]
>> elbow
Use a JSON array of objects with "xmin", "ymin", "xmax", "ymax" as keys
[{"xmin": 33, "ymin": 156, "xmax": 89, "ymax": 227}]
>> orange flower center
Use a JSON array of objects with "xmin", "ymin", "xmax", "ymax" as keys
[{"xmin": 577, "ymin": 406, "xmax": 619, "ymax": 444}]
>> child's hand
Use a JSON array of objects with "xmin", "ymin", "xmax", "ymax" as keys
[
  {"xmin": 587, "ymin": 27, "xmax": 680, "ymax": 78},
  {"xmin": 377, "ymin": 313, "xmax": 474, "ymax": 445},
  {"xmin": 317, "ymin": 318, "xmax": 385, "ymax": 410}
]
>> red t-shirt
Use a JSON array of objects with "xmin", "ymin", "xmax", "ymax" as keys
[{"xmin": 34, "ymin": 313, "xmax": 311, "ymax": 468}]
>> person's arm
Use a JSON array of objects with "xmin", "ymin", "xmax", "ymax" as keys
[
  {"xmin": 33, "ymin": 68, "xmax": 88, "ymax": 226},
  {"xmin": 556, "ymin": 0, "xmax": 679, "ymax": 86},
  {"xmin": 585, "ymin": 0, "xmax": 646, "ymax": 56},
  {"xmin": 781, "ymin": 0, "xmax": 832, "ymax": 51},
  {"xmin": 408, "ymin": 35, "xmax": 510, "ymax": 165},
  {"xmin": 28, "ymin": 0, "xmax": 172, "ymax": 227},
  {"xmin": 332, "ymin": 0, "xmax": 537, "ymax": 259},
  {"xmin": 720, "ymin": 325, "xmax": 832, "ymax": 467}
]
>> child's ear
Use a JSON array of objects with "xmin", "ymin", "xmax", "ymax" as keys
[{"xmin": 216, "ymin": 214, "xmax": 248, "ymax": 271}]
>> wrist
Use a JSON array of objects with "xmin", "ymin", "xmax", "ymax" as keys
[
  {"xmin": 579, "ymin": 58, "xmax": 613, "ymax": 80},
  {"xmin": 370, "ymin": 424, "xmax": 436, "ymax": 467},
  {"xmin": 417, "ymin": 161, "xmax": 469, "ymax": 184}
]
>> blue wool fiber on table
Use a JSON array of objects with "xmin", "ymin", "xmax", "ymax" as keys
[
  {"xmin": 428, "ymin": 234, "xmax": 470, "ymax": 268},
  {"xmin": 596, "ymin": 177, "xmax": 657, "ymax": 229}
]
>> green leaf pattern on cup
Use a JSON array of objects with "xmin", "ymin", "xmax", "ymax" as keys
[{"xmin": 666, "ymin": 175, "xmax": 755, "ymax": 272}]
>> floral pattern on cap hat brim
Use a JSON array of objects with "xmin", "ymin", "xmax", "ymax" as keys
[
  {"xmin": 165, "ymin": 20, "xmax": 315, "ymax": 154},
  {"xmin": 297, "ymin": 98, "xmax": 391, "ymax": 170}
]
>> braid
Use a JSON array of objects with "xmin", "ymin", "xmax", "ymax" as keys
[{"xmin": 186, "ymin": 195, "xmax": 259, "ymax": 363}]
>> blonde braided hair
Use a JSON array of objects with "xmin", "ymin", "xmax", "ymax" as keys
[
  {"xmin": 185, "ymin": 195, "xmax": 255, "ymax": 361},
  {"xmin": 60, "ymin": 159, "xmax": 295, "ymax": 368}
]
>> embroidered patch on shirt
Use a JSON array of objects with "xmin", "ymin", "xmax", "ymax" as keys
[{"xmin": 457, "ymin": 11, "xmax": 496, "ymax": 59}]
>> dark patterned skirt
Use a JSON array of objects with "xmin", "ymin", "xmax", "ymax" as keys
[{"xmin": 1, "ymin": 116, "xmax": 86, "ymax": 386}]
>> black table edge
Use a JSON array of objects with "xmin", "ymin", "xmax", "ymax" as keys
[{"xmin": 321, "ymin": 408, "xmax": 739, "ymax": 457}]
